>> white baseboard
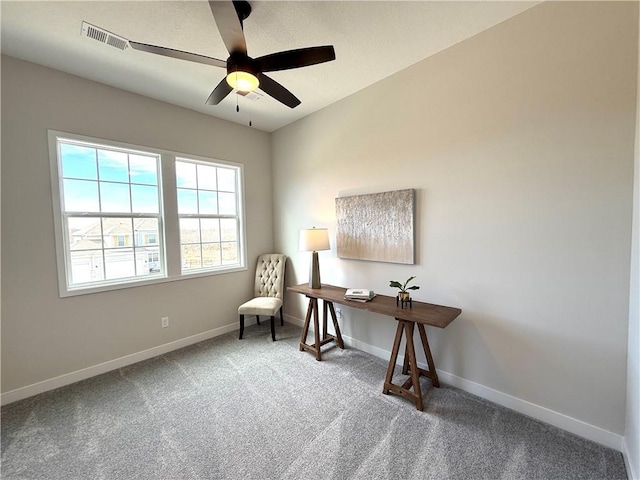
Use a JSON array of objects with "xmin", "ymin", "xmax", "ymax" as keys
[
  {"xmin": 623, "ymin": 437, "xmax": 639, "ymax": 480},
  {"xmin": 435, "ymin": 368, "xmax": 623, "ymax": 452},
  {"xmin": 3, "ymin": 314, "xmax": 626, "ymax": 456},
  {"xmin": 285, "ymin": 313, "xmax": 624, "ymax": 452},
  {"xmin": 1, "ymin": 322, "xmax": 238, "ymax": 406}
]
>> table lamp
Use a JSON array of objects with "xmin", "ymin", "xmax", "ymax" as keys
[{"xmin": 299, "ymin": 227, "xmax": 330, "ymax": 289}]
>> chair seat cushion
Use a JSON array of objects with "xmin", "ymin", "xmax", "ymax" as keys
[{"xmin": 238, "ymin": 297, "xmax": 283, "ymax": 316}]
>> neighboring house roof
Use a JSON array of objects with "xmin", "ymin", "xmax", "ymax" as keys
[
  {"xmin": 70, "ymin": 218, "xmax": 158, "ymax": 238},
  {"xmin": 69, "ymin": 239, "xmax": 105, "ymax": 251}
]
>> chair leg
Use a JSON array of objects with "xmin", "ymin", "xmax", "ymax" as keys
[
  {"xmin": 256, "ymin": 315, "xmax": 260, "ymax": 325},
  {"xmin": 270, "ymin": 316, "xmax": 276, "ymax": 341},
  {"xmin": 279, "ymin": 307, "xmax": 284, "ymax": 326},
  {"xmin": 239, "ymin": 314, "xmax": 245, "ymax": 340}
]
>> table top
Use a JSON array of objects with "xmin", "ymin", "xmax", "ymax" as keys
[{"xmin": 287, "ymin": 284, "xmax": 461, "ymax": 329}]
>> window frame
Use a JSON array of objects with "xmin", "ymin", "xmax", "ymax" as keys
[{"xmin": 48, "ymin": 130, "xmax": 247, "ymax": 297}]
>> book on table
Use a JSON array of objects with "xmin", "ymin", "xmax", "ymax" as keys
[{"xmin": 344, "ymin": 289, "xmax": 376, "ymax": 302}]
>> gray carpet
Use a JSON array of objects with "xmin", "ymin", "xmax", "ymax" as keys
[{"xmin": 1, "ymin": 322, "xmax": 628, "ymax": 479}]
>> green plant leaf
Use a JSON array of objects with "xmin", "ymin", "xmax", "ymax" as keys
[
  {"xmin": 402, "ymin": 276, "xmax": 416, "ymax": 289},
  {"xmin": 390, "ymin": 277, "xmax": 419, "ymax": 292}
]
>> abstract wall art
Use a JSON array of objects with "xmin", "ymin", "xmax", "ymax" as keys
[{"xmin": 335, "ymin": 189, "xmax": 415, "ymax": 264}]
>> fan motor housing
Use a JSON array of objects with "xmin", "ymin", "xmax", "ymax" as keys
[
  {"xmin": 233, "ymin": 0, "xmax": 252, "ymax": 23},
  {"xmin": 226, "ymin": 52, "xmax": 258, "ymax": 78}
]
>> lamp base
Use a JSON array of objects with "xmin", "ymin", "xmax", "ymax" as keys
[{"xmin": 309, "ymin": 251, "xmax": 321, "ymax": 289}]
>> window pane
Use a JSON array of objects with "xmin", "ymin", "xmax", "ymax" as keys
[
  {"xmin": 130, "ymin": 154, "xmax": 158, "ymax": 185},
  {"xmin": 100, "ymin": 182, "xmax": 131, "ymax": 213},
  {"xmin": 103, "ymin": 218, "xmax": 133, "ymax": 247},
  {"xmin": 180, "ymin": 218, "xmax": 200, "ymax": 244},
  {"xmin": 60, "ymin": 143, "xmax": 97, "ymax": 180},
  {"xmin": 134, "ymin": 218, "xmax": 159, "ymax": 246},
  {"xmin": 176, "ymin": 161, "xmax": 197, "ymax": 188},
  {"xmin": 221, "ymin": 242, "xmax": 238, "ymax": 264},
  {"xmin": 105, "ymin": 249, "xmax": 135, "ymax": 279},
  {"xmin": 68, "ymin": 217, "xmax": 102, "ymax": 250},
  {"xmin": 63, "ymin": 179, "xmax": 100, "ymax": 212},
  {"xmin": 70, "ymin": 250, "xmax": 104, "ymax": 284},
  {"xmin": 217, "ymin": 167, "xmax": 236, "ymax": 192},
  {"xmin": 197, "ymin": 164, "xmax": 217, "ymax": 190},
  {"xmin": 202, "ymin": 243, "xmax": 221, "ymax": 268},
  {"xmin": 218, "ymin": 192, "xmax": 236, "ymax": 215},
  {"xmin": 98, "ymin": 150, "xmax": 128, "ymax": 183},
  {"xmin": 177, "ymin": 189, "xmax": 198, "ymax": 214},
  {"xmin": 174, "ymin": 161, "xmax": 241, "ymax": 272},
  {"xmin": 220, "ymin": 218, "xmax": 238, "ymax": 241},
  {"xmin": 136, "ymin": 246, "xmax": 160, "ymax": 275},
  {"xmin": 198, "ymin": 191, "xmax": 218, "ymax": 214},
  {"xmin": 201, "ymin": 218, "xmax": 220, "ymax": 243},
  {"xmin": 182, "ymin": 244, "xmax": 202, "ymax": 271},
  {"xmin": 131, "ymin": 185, "xmax": 159, "ymax": 213}
]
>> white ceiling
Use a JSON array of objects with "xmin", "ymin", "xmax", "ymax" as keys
[{"xmin": 1, "ymin": 1, "xmax": 539, "ymax": 132}]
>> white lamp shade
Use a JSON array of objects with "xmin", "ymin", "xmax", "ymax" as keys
[{"xmin": 299, "ymin": 228, "xmax": 330, "ymax": 252}]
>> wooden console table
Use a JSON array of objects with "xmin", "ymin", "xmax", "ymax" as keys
[{"xmin": 287, "ymin": 284, "xmax": 462, "ymax": 411}]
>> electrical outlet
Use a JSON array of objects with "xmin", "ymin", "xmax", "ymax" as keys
[
  {"xmin": 161, "ymin": 317, "xmax": 169, "ymax": 328},
  {"xmin": 335, "ymin": 308, "xmax": 343, "ymax": 319}
]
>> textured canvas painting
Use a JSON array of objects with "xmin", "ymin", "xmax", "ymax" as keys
[{"xmin": 336, "ymin": 189, "xmax": 415, "ymax": 264}]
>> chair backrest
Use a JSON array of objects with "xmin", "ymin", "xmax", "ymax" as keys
[{"xmin": 254, "ymin": 254, "xmax": 287, "ymax": 300}]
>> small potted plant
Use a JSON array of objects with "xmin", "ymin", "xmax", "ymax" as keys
[{"xmin": 389, "ymin": 276, "xmax": 420, "ymax": 307}]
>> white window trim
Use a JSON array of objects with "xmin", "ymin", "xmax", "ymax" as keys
[{"xmin": 48, "ymin": 130, "xmax": 247, "ymax": 297}]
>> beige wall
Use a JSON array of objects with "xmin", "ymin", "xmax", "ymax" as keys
[
  {"xmin": 273, "ymin": 1, "xmax": 637, "ymax": 438},
  {"xmin": 626, "ymin": 4, "xmax": 640, "ymax": 477},
  {"xmin": 1, "ymin": 56, "xmax": 273, "ymax": 392}
]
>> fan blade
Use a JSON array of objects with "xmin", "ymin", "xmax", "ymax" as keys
[
  {"xmin": 209, "ymin": 0, "xmax": 247, "ymax": 55},
  {"xmin": 257, "ymin": 73, "xmax": 301, "ymax": 109},
  {"xmin": 129, "ymin": 41, "xmax": 226, "ymax": 68},
  {"xmin": 256, "ymin": 46, "xmax": 336, "ymax": 72},
  {"xmin": 205, "ymin": 78, "xmax": 233, "ymax": 105}
]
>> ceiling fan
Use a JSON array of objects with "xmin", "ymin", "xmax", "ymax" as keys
[{"xmin": 129, "ymin": 0, "xmax": 336, "ymax": 109}]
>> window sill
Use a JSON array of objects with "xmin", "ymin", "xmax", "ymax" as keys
[{"xmin": 59, "ymin": 266, "xmax": 248, "ymax": 298}]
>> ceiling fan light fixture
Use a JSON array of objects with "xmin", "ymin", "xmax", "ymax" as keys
[
  {"xmin": 226, "ymin": 70, "xmax": 259, "ymax": 92},
  {"xmin": 130, "ymin": 1, "xmax": 335, "ymax": 108}
]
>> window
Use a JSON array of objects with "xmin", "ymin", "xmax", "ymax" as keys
[
  {"xmin": 49, "ymin": 131, "xmax": 246, "ymax": 296},
  {"xmin": 176, "ymin": 159, "xmax": 241, "ymax": 273},
  {"xmin": 56, "ymin": 139, "xmax": 163, "ymax": 287}
]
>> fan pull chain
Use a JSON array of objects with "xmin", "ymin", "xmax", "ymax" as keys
[{"xmin": 235, "ymin": 69, "xmax": 240, "ymax": 113}]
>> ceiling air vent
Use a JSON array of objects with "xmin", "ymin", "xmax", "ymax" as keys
[
  {"xmin": 81, "ymin": 22, "xmax": 129, "ymax": 51},
  {"xmin": 237, "ymin": 90, "xmax": 263, "ymax": 102}
]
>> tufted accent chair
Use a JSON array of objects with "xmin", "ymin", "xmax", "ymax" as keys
[{"xmin": 238, "ymin": 254, "xmax": 287, "ymax": 341}]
